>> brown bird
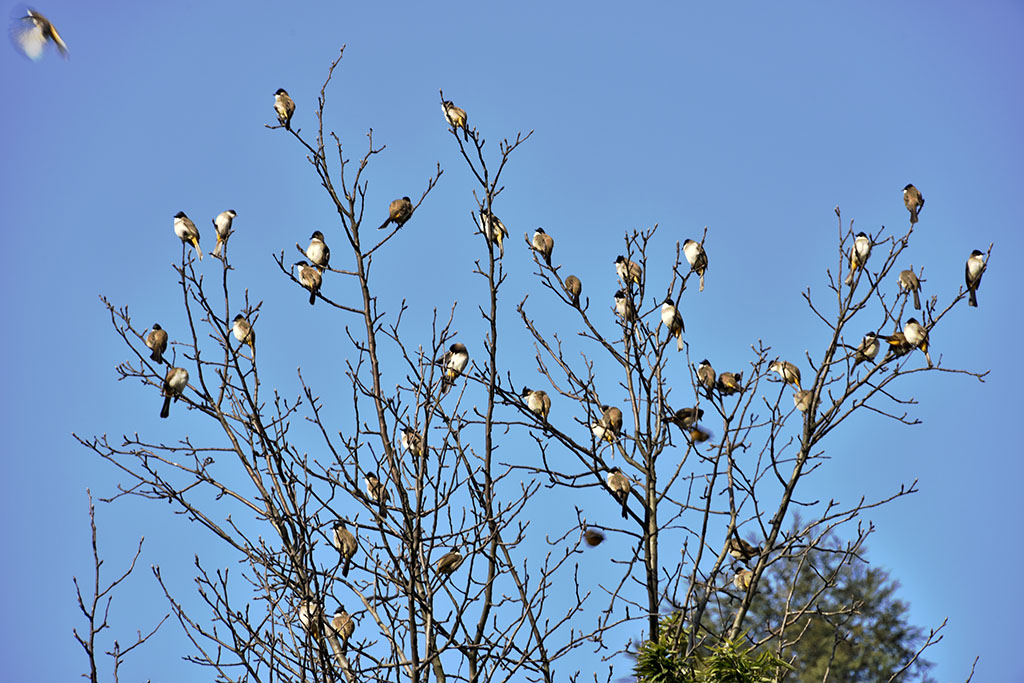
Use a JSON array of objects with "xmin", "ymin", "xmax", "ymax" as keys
[
  {"xmin": 615, "ymin": 255, "xmax": 643, "ymax": 288},
  {"xmin": 531, "ymin": 227, "xmax": 554, "ymax": 266},
  {"xmin": 294, "ymin": 260, "xmax": 323, "ymax": 305},
  {"xmin": 521, "ymin": 386, "xmax": 551, "ymax": 421},
  {"xmin": 683, "ymin": 239, "xmax": 708, "ymax": 291},
  {"xmin": 436, "ymin": 547, "xmax": 465, "ymax": 575},
  {"xmin": 592, "ymin": 405, "xmax": 623, "ymax": 443},
  {"xmin": 583, "ymin": 528, "xmax": 605, "ymax": 547},
  {"xmin": 305, "ymin": 231, "xmax": 330, "ymax": 272},
  {"xmin": 898, "ymin": 269, "xmax": 922, "ymax": 310},
  {"xmin": 733, "ymin": 568, "xmax": 753, "ymax": 592},
  {"xmin": 332, "ymin": 520, "xmax": 358, "ymax": 577},
  {"xmin": 232, "ymin": 314, "xmax": 255, "ymax": 355},
  {"xmin": 965, "ymin": 250, "xmax": 986, "ymax": 308},
  {"xmin": 882, "ymin": 326, "xmax": 914, "ymax": 363},
  {"xmin": 716, "ymin": 371, "xmax": 743, "ymax": 396},
  {"xmin": 479, "ymin": 209, "xmax": 509, "ymax": 258},
  {"xmin": 160, "ymin": 366, "xmax": 189, "ymax": 419},
  {"xmin": 769, "ymin": 360, "xmax": 802, "ymax": 390},
  {"xmin": 564, "ymin": 275, "xmax": 582, "ymax": 306},
  {"xmin": 381, "ymin": 196, "xmax": 414, "ymax": 230},
  {"xmin": 174, "ymin": 212, "xmax": 202, "ymax": 261},
  {"xmin": 146, "ymin": 324, "xmax": 168, "ymax": 363},
  {"xmin": 852, "ymin": 332, "xmax": 879, "ymax": 369},
  {"xmin": 329, "ymin": 606, "xmax": 354, "ymax": 645},
  {"xmin": 442, "ymin": 100, "xmax": 468, "ymax": 140},
  {"xmin": 903, "ymin": 317, "xmax": 932, "ymax": 367},
  {"xmin": 365, "ymin": 472, "xmax": 389, "ymax": 515},
  {"xmin": 689, "ymin": 426, "xmax": 712, "ymax": 443},
  {"xmin": 697, "ymin": 359, "xmax": 716, "ymax": 399},
  {"xmin": 903, "ymin": 184, "xmax": 924, "ymax": 224},
  {"xmin": 665, "ymin": 407, "xmax": 704, "ymax": 431},
  {"xmin": 607, "ymin": 467, "xmax": 631, "ymax": 519},
  {"xmin": 727, "ymin": 535, "xmax": 761, "ymax": 567},
  {"xmin": 274, "ymin": 88, "xmax": 295, "ymax": 129}
]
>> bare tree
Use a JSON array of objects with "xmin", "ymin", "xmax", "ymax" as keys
[{"xmin": 78, "ymin": 48, "xmax": 989, "ymax": 681}]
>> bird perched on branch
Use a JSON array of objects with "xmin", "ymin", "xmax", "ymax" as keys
[
  {"xmin": 438, "ymin": 343, "xmax": 469, "ymax": 394},
  {"xmin": 898, "ymin": 269, "xmax": 922, "ymax": 310},
  {"xmin": 297, "ymin": 596, "xmax": 323, "ymax": 639},
  {"xmin": 146, "ymin": 324, "xmax": 168, "ymax": 364},
  {"xmin": 733, "ymin": 568, "xmax": 753, "ymax": 592},
  {"xmin": 436, "ymin": 547, "xmax": 465, "ymax": 575},
  {"xmin": 333, "ymin": 520, "xmax": 358, "ymax": 577},
  {"xmin": 697, "ymin": 359, "xmax": 716, "ymax": 399},
  {"xmin": 592, "ymin": 405, "xmax": 623, "ymax": 443},
  {"xmin": 606, "ymin": 467, "xmax": 631, "ymax": 519},
  {"xmin": 212, "ymin": 210, "xmax": 237, "ymax": 258},
  {"xmin": 365, "ymin": 472, "xmax": 389, "ymax": 515},
  {"xmin": 661, "ymin": 297, "xmax": 685, "ymax": 351},
  {"xmin": 11, "ymin": 9, "xmax": 67, "ymax": 60},
  {"xmin": 174, "ymin": 212, "xmax": 202, "ymax": 261},
  {"xmin": 479, "ymin": 209, "xmax": 508, "ymax": 258},
  {"xmin": 293, "ymin": 261, "xmax": 322, "ymax": 305},
  {"xmin": 522, "ymin": 387, "xmax": 551, "ymax": 421},
  {"xmin": 683, "ymin": 239, "xmax": 708, "ymax": 291},
  {"xmin": 769, "ymin": 360, "xmax": 802, "ymax": 390},
  {"xmin": 381, "ymin": 197, "xmax": 414, "ymax": 230},
  {"xmin": 160, "ymin": 366, "xmax": 189, "ymax": 419},
  {"xmin": 329, "ymin": 606, "xmax": 354, "ymax": 646},
  {"xmin": 845, "ymin": 232, "xmax": 871, "ymax": 287},
  {"xmin": 442, "ymin": 100, "xmax": 468, "ymax": 140},
  {"xmin": 903, "ymin": 184, "xmax": 924, "ymax": 224},
  {"xmin": 583, "ymin": 528, "xmax": 605, "ymax": 547},
  {"xmin": 614, "ymin": 255, "xmax": 643, "ymax": 288},
  {"xmin": 852, "ymin": 332, "xmax": 879, "ymax": 370},
  {"xmin": 665, "ymin": 407, "xmax": 703, "ymax": 431},
  {"xmin": 965, "ymin": 250, "xmax": 986, "ymax": 308},
  {"xmin": 727, "ymin": 535, "xmax": 761, "ymax": 567},
  {"xmin": 531, "ymin": 227, "xmax": 554, "ymax": 266},
  {"xmin": 401, "ymin": 427, "xmax": 424, "ymax": 458},
  {"xmin": 232, "ymin": 314, "xmax": 255, "ymax": 355},
  {"xmin": 274, "ymin": 88, "xmax": 295, "ymax": 129},
  {"xmin": 883, "ymin": 329, "xmax": 913, "ymax": 363},
  {"xmin": 564, "ymin": 275, "xmax": 582, "ymax": 306},
  {"xmin": 903, "ymin": 318, "xmax": 932, "ymax": 367},
  {"xmin": 717, "ymin": 371, "xmax": 743, "ymax": 396},
  {"xmin": 305, "ymin": 231, "xmax": 330, "ymax": 272},
  {"xmin": 614, "ymin": 289, "xmax": 636, "ymax": 323}
]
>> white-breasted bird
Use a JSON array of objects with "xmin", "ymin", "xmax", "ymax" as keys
[
  {"xmin": 212, "ymin": 210, "xmax": 237, "ymax": 258},
  {"xmin": 903, "ymin": 317, "xmax": 932, "ymax": 367},
  {"xmin": 160, "ymin": 366, "xmax": 189, "ymax": 419},
  {"xmin": 965, "ymin": 250, "xmax": 986, "ymax": 308},
  {"xmin": 845, "ymin": 232, "xmax": 871, "ymax": 287},
  {"xmin": 531, "ymin": 228, "xmax": 554, "ymax": 266},
  {"xmin": 274, "ymin": 88, "xmax": 295, "ymax": 129},
  {"xmin": 683, "ymin": 239, "xmax": 708, "ymax": 291},
  {"xmin": 438, "ymin": 342, "xmax": 469, "ymax": 394},
  {"xmin": 661, "ymin": 297, "xmax": 685, "ymax": 351},
  {"xmin": 305, "ymin": 231, "xmax": 330, "ymax": 272},
  {"xmin": 174, "ymin": 212, "xmax": 203, "ymax": 261},
  {"xmin": 479, "ymin": 209, "xmax": 508, "ymax": 258},
  {"xmin": 11, "ymin": 9, "xmax": 67, "ymax": 60}
]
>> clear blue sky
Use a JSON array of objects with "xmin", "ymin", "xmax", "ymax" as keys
[{"xmin": 1, "ymin": 1, "xmax": 1021, "ymax": 680}]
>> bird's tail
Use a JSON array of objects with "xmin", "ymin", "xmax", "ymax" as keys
[
  {"xmin": 912, "ymin": 289, "xmax": 920, "ymax": 310},
  {"xmin": 969, "ymin": 289, "xmax": 978, "ymax": 307},
  {"xmin": 213, "ymin": 236, "xmax": 224, "ymax": 257},
  {"xmin": 676, "ymin": 332, "xmax": 684, "ymax": 352},
  {"xmin": 844, "ymin": 268, "xmax": 855, "ymax": 287},
  {"xmin": 160, "ymin": 395, "xmax": 172, "ymax": 419},
  {"xmin": 191, "ymin": 237, "xmax": 203, "ymax": 261},
  {"xmin": 620, "ymin": 494, "xmax": 628, "ymax": 519},
  {"xmin": 343, "ymin": 556, "xmax": 351, "ymax": 578},
  {"xmin": 309, "ymin": 290, "xmax": 316, "ymax": 306},
  {"xmin": 150, "ymin": 349, "xmax": 162, "ymax": 363},
  {"xmin": 699, "ymin": 273, "xmax": 705, "ymax": 292}
]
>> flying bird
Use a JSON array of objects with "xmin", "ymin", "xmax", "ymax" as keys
[
  {"xmin": 683, "ymin": 239, "xmax": 708, "ymax": 291},
  {"xmin": 293, "ymin": 261, "xmax": 323, "ymax": 305},
  {"xmin": 146, "ymin": 324, "xmax": 168, "ymax": 364},
  {"xmin": 614, "ymin": 255, "xmax": 643, "ymax": 288},
  {"xmin": 564, "ymin": 275, "xmax": 582, "ymax": 306},
  {"xmin": 212, "ymin": 210, "xmax": 237, "ymax": 258},
  {"xmin": 305, "ymin": 231, "xmax": 331, "ymax": 272},
  {"xmin": 232, "ymin": 314, "xmax": 255, "ymax": 355},
  {"xmin": 174, "ymin": 212, "xmax": 203, "ymax": 261},
  {"xmin": 11, "ymin": 9, "xmax": 67, "ymax": 60},
  {"xmin": 661, "ymin": 297, "xmax": 685, "ymax": 351},
  {"xmin": 965, "ymin": 249, "xmax": 986, "ymax": 308},
  {"xmin": 438, "ymin": 342, "xmax": 469, "ymax": 394},
  {"xmin": 332, "ymin": 520, "xmax": 358, "ymax": 577},
  {"xmin": 606, "ymin": 467, "xmax": 631, "ymax": 519},
  {"xmin": 583, "ymin": 528, "xmax": 605, "ymax": 547},
  {"xmin": 521, "ymin": 387, "xmax": 551, "ymax": 421},
  {"xmin": 531, "ymin": 228, "xmax": 554, "ymax": 266},
  {"xmin": 898, "ymin": 269, "xmax": 922, "ymax": 310},
  {"xmin": 274, "ymin": 89, "xmax": 295, "ymax": 129},
  {"xmin": 769, "ymin": 360, "xmax": 802, "ymax": 390},
  {"xmin": 442, "ymin": 100, "xmax": 468, "ymax": 140},
  {"xmin": 160, "ymin": 366, "xmax": 189, "ymax": 419},
  {"xmin": 903, "ymin": 184, "xmax": 924, "ymax": 224},
  {"xmin": 479, "ymin": 209, "xmax": 508, "ymax": 258},
  {"xmin": 845, "ymin": 232, "xmax": 871, "ymax": 287}
]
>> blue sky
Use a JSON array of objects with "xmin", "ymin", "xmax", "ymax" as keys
[{"xmin": 1, "ymin": 1, "xmax": 1021, "ymax": 680}]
